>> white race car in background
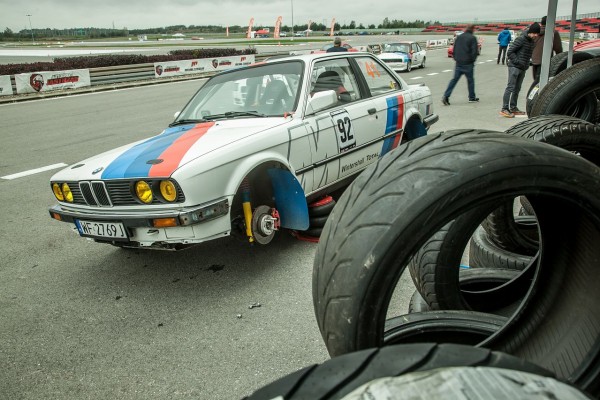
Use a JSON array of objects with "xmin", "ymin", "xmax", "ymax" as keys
[
  {"xmin": 48, "ymin": 52, "xmax": 438, "ymax": 250},
  {"xmin": 378, "ymin": 41, "xmax": 427, "ymax": 72}
]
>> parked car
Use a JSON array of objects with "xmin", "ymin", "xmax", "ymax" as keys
[
  {"xmin": 378, "ymin": 41, "xmax": 427, "ymax": 72},
  {"xmin": 48, "ymin": 53, "xmax": 438, "ymax": 250},
  {"xmin": 447, "ymin": 38, "xmax": 483, "ymax": 57}
]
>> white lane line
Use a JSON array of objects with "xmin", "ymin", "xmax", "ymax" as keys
[
  {"xmin": 478, "ymin": 61, "xmax": 486, "ymax": 64},
  {"xmin": 410, "ymin": 76, "xmax": 423, "ymax": 80},
  {"xmin": 486, "ymin": 59, "xmax": 494, "ymax": 62},
  {"xmin": 427, "ymin": 73, "xmax": 439, "ymax": 76},
  {"xmin": 1, "ymin": 163, "xmax": 67, "ymax": 180},
  {"xmin": 442, "ymin": 69, "xmax": 452, "ymax": 72}
]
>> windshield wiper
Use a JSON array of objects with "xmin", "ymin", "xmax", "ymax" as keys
[
  {"xmin": 203, "ymin": 111, "xmax": 267, "ymax": 120},
  {"xmin": 169, "ymin": 118, "xmax": 207, "ymax": 127}
]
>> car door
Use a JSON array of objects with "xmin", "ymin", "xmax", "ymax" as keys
[
  {"xmin": 302, "ymin": 57, "xmax": 376, "ymax": 193},
  {"xmin": 353, "ymin": 56, "xmax": 411, "ymax": 158}
]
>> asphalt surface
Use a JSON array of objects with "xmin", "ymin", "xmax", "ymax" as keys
[{"xmin": 0, "ymin": 38, "xmax": 532, "ymax": 399}]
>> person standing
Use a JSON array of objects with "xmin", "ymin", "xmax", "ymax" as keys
[
  {"xmin": 442, "ymin": 24, "xmax": 479, "ymax": 105},
  {"xmin": 497, "ymin": 27, "xmax": 511, "ymax": 64},
  {"xmin": 500, "ymin": 22, "xmax": 541, "ymax": 118},
  {"xmin": 531, "ymin": 16, "xmax": 563, "ymax": 80},
  {"xmin": 327, "ymin": 37, "xmax": 348, "ymax": 53}
]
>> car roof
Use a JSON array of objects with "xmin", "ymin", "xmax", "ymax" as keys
[{"xmin": 263, "ymin": 51, "xmax": 374, "ymax": 63}]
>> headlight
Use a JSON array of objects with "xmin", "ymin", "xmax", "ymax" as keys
[
  {"xmin": 135, "ymin": 181, "xmax": 153, "ymax": 204},
  {"xmin": 52, "ymin": 183, "xmax": 64, "ymax": 201},
  {"xmin": 159, "ymin": 180, "xmax": 177, "ymax": 202},
  {"xmin": 61, "ymin": 183, "xmax": 73, "ymax": 203}
]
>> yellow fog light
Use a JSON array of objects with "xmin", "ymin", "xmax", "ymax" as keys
[
  {"xmin": 153, "ymin": 218, "xmax": 178, "ymax": 228},
  {"xmin": 135, "ymin": 181, "xmax": 153, "ymax": 204},
  {"xmin": 52, "ymin": 183, "xmax": 64, "ymax": 201},
  {"xmin": 160, "ymin": 180, "xmax": 177, "ymax": 202},
  {"xmin": 61, "ymin": 183, "xmax": 73, "ymax": 203}
]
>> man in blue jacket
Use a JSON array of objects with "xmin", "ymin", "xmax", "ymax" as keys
[
  {"xmin": 442, "ymin": 24, "xmax": 479, "ymax": 105},
  {"xmin": 497, "ymin": 27, "xmax": 512, "ymax": 64},
  {"xmin": 500, "ymin": 22, "xmax": 540, "ymax": 118}
]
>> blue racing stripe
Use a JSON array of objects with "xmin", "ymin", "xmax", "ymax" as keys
[
  {"xmin": 382, "ymin": 96, "xmax": 399, "ymax": 156},
  {"xmin": 102, "ymin": 125, "xmax": 194, "ymax": 179}
]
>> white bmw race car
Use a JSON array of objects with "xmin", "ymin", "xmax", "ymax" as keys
[{"xmin": 48, "ymin": 52, "xmax": 438, "ymax": 250}]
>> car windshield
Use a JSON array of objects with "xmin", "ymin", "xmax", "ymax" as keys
[
  {"xmin": 175, "ymin": 61, "xmax": 303, "ymax": 121},
  {"xmin": 383, "ymin": 43, "xmax": 410, "ymax": 54}
]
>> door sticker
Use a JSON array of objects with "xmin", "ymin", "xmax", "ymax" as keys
[{"xmin": 331, "ymin": 109, "xmax": 355, "ymax": 153}]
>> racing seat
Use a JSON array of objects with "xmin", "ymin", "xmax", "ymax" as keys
[
  {"xmin": 312, "ymin": 71, "xmax": 351, "ymax": 103},
  {"xmin": 259, "ymin": 80, "xmax": 290, "ymax": 115}
]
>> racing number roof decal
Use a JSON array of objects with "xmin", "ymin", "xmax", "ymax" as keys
[
  {"xmin": 101, "ymin": 122, "xmax": 216, "ymax": 179},
  {"xmin": 381, "ymin": 94, "xmax": 405, "ymax": 156}
]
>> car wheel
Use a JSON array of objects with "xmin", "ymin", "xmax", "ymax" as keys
[
  {"xmin": 244, "ymin": 343, "xmax": 557, "ymax": 400},
  {"xmin": 312, "ymin": 129, "xmax": 600, "ymax": 391},
  {"xmin": 420, "ymin": 57, "xmax": 426, "ymax": 68},
  {"xmin": 406, "ymin": 61, "xmax": 412, "ymax": 72}
]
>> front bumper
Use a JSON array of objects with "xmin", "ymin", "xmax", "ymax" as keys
[
  {"xmin": 382, "ymin": 60, "xmax": 409, "ymax": 71},
  {"xmin": 48, "ymin": 198, "xmax": 231, "ymax": 249}
]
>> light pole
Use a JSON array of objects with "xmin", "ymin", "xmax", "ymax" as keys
[
  {"xmin": 26, "ymin": 14, "xmax": 34, "ymax": 44},
  {"xmin": 290, "ymin": 0, "xmax": 294, "ymax": 40}
]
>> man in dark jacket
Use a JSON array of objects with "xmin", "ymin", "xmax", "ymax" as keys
[
  {"xmin": 442, "ymin": 24, "xmax": 479, "ymax": 105},
  {"xmin": 497, "ymin": 27, "xmax": 512, "ymax": 64},
  {"xmin": 500, "ymin": 22, "xmax": 540, "ymax": 117},
  {"xmin": 531, "ymin": 16, "xmax": 563, "ymax": 80},
  {"xmin": 327, "ymin": 37, "xmax": 348, "ymax": 53}
]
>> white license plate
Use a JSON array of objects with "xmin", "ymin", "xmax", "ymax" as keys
[{"xmin": 75, "ymin": 219, "xmax": 128, "ymax": 240}]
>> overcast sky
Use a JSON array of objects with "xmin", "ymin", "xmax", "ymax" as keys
[{"xmin": 1, "ymin": 0, "xmax": 598, "ymax": 31}]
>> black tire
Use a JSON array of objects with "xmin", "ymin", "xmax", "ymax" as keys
[
  {"xmin": 309, "ymin": 214, "xmax": 329, "ymax": 228},
  {"xmin": 408, "ymin": 289, "xmax": 429, "ymax": 313},
  {"xmin": 409, "ymin": 233, "xmax": 530, "ymax": 312},
  {"xmin": 530, "ymin": 58, "xmax": 600, "ymax": 123},
  {"xmin": 244, "ymin": 343, "xmax": 554, "ymax": 400},
  {"xmin": 483, "ymin": 207, "xmax": 539, "ymax": 256},
  {"xmin": 505, "ymin": 114, "xmax": 600, "ymax": 166},
  {"xmin": 525, "ymin": 78, "xmax": 539, "ymax": 117},
  {"xmin": 406, "ymin": 61, "xmax": 412, "ymax": 72},
  {"xmin": 312, "ymin": 129, "xmax": 600, "ymax": 390},
  {"xmin": 548, "ymin": 51, "xmax": 594, "ymax": 77},
  {"xmin": 308, "ymin": 197, "xmax": 336, "ymax": 217},
  {"xmin": 469, "ymin": 224, "xmax": 534, "ymax": 270},
  {"xmin": 384, "ymin": 310, "xmax": 507, "ymax": 346},
  {"xmin": 420, "ymin": 57, "xmax": 426, "ymax": 68}
]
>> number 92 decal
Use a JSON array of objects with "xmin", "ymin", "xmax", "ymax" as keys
[{"xmin": 331, "ymin": 110, "xmax": 355, "ymax": 152}]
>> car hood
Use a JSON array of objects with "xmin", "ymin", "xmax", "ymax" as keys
[{"xmin": 51, "ymin": 118, "xmax": 290, "ymax": 181}]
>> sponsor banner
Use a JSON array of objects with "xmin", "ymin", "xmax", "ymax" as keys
[
  {"xmin": 15, "ymin": 69, "xmax": 90, "ymax": 94},
  {"xmin": 154, "ymin": 55, "xmax": 255, "ymax": 78},
  {"xmin": 426, "ymin": 39, "xmax": 448, "ymax": 48},
  {"xmin": 0, "ymin": 75, "xmax": 13, "ymax": 96}
]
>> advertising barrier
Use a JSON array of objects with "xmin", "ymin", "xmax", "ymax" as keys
[
  {"xmin": 15, "ymin": 69, "xmax": 91, "ymax": 94},
  {"xmin": 426, "ymin": 39, "xmax": 449, "ymax": 48},
  {"xmin": 0, "ymin": 75, "xmax": 12, "ymax": 96},
  {"xmin": 153, "ymin": 55, "xmax": 256, "ymax": 78}
]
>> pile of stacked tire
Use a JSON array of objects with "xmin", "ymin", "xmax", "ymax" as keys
[
  {"xmin": 244, "ymin": 115, "xmax": 600, "ymax": 399},
  {"xmin": 527, "ymin": 53, "xmax": 599, "ymax": 124},
  {"xmin": 293, "ymin": 195, "xmax": 336, "ymax": 242}
]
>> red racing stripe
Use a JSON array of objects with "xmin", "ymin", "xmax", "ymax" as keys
[{"xmin": 148, "ymin": 122, "xmax": 215, "ymax": 177}]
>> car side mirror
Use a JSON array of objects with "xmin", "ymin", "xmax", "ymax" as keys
[{"xmin": 306, "ymin": 90, "xmax": 338, "ymax": 115}]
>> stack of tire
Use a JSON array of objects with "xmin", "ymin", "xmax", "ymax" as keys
[
  {"xmin": 281, "ymin": 115, "xmax": 600, "ymax": 399},
  {"xmin": 294, "ymin": 195, "xmax": 336, "ymax": 242},
  {"xmin": 527, "ymin": 56, "xmax": 600, "ymax": 124}
]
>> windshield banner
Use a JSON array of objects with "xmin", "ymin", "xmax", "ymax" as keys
[
  {"xmin": 0, "ymin": 75, "xmax": 12, "ymax": 96},
  {"xmin": 15, "ymin": 69, "xmax": 91, "ymax": 94},
  {"xmin": 154, "ymin": 55, "xmax": 255, "ymax": 78}
]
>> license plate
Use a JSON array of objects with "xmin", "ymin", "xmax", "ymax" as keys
[{"xmin": 75, "ymin": 219, "xmax": 129, "ymax": 241}]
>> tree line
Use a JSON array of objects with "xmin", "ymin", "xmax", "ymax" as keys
[{"xmin": 1, "ymin": 19, "xmax": 441, "ymax": 41}]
